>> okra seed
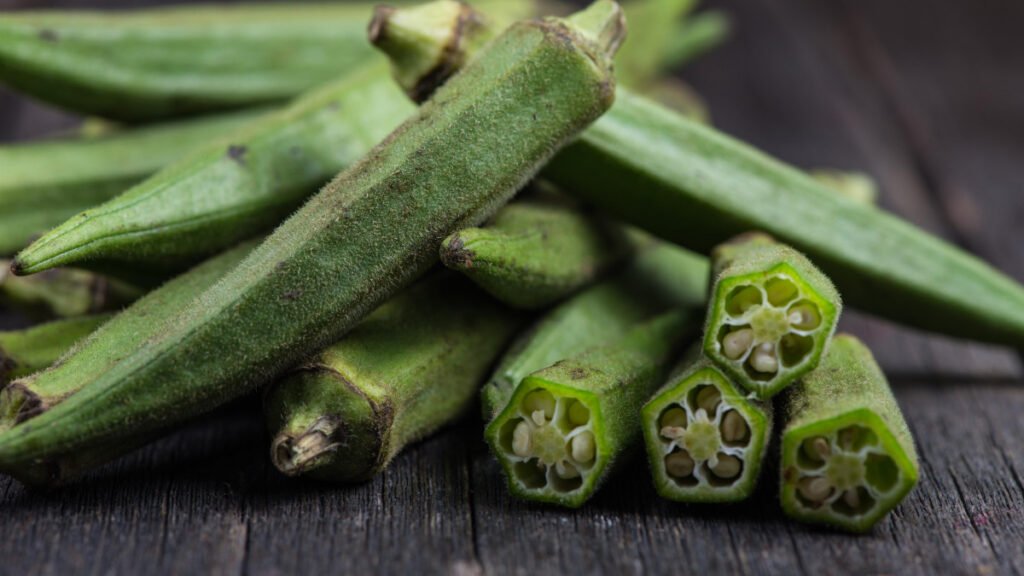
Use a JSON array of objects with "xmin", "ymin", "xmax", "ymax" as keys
[
  {"xmin": 725, "ymin": 285, "xmax": 763, "ymax": 316},
  {"xmin": 512, "ymin": 421, "xmax": 532, "ymax": 457},
  {"xmin": 696, "ymin": 386, "xmax": 722, "ymax": 414},
  {"xmin": 765, "ymin": 277, "xmax": 799, "ymax": 306},
  {"xmin": 720, "ymin": 410, "xmax": 750, "ymax": 443},
  {"xmin": 797, "ymin": 477, "xmax": 833, "ymax": 503},
  {"xmin": 522, "ymin": 389, "xmax": 556, "ymax": 421},
  {"xmin": 531, "ymin": 410, "xmax": 546, "ymax": 426},
  {"xmin": 843, "ymin": 488, "xmax": 861, "ymax": 509},
  {"xmin": 749, "ymin": 343, "xmax": 779, "ymax": 373},
  {"xmin": 801, "ymin": 437, "xmax": 831, "ymax": 462},
  {"xmin": 568, "ymin": 401, "xmax": 590, "ymax": 426},
  {"xmin": 659, "ymin": 406, "xmax": 688, "ymax": 429},
  {"xmin": 571, "ymin": 431, "xmax": 596, "ymax": 464},
  {"xmin": 722, "ymin": 328, "xmax": 754, "ymax": 359},
  {"xmin": 787, "ymin": 302, "xmax": 821, "ymax": 330},
  {"xmin": 665, "ymin": 450, "xmax": 695, "ymax": 478},
  {"xmin": 710, "ymin": 454, "xmax": 741, "ymax": 479},
  {"xmin": 555, "ymin": 460, "xmax": 580, "ymax": 479},
  {"xmin": 660, "ymin": 425, "xmax": 686, "ymax": 440}
]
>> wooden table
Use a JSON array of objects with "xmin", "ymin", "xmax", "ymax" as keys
[{"xmin": 1, "ymin": 0, "xmax": 1022, "ymax": 574}]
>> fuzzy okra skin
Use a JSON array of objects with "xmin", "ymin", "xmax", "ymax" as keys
[
  {"xmin": 487, "ymin": 309, "xmax": 695, "ymax": 507},
  {"xmin": 0, "ymin": 242, "xmax": 256, "ymax": 440},
  {"xmin": 265, "ymin": 272, "xmax": 522, "ymax": 482},
  {"xmin": 13, "ymin": 62, "xmax": 415, "ymax": 276},
  {"xmin": 0, "ymin": 314, "xmax": 110, "ymax": 386},
  {"xmin": 481, "ymin": 241, "xmax": 709, "ymax": 420},
  {"xmin": 440, "ymin": 199, "xmax": 633, "ymax": 309},
  {"xmin": 0, "ymin": 109, "xmax": 266, "ymax": 257},
  {"xmin": 703, "ymin": 233, "xmax": 841, "ymax": 400},
  {"xmin": 780, "ymin": 334, "xmax": 919, "ymax": 533},
  {"xmin": 641, "ymin": 356, "xmax": 770, "ymax": 503},
  {"xmin": 0, "ymin": 260, "xmax": 141, "ymax": 319},
  {"xmin": 0, "ymin": 3, "xmax": 622, "ymax": 485}
]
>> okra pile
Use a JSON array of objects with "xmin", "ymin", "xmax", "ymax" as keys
[{"xmin": 0, "ymin": 0, "xmax": 1018, "ymax": 535}]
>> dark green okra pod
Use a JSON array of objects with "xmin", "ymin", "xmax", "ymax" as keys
[
  {"xmin": 0, "ymin": 2, "xmax": 623, "ymax": 485},
  {"xmin": 381, "ymin": 3, "xmax": 1024, "ymax": 348},
  {"xmin": 0, "ymin": 242, "xmax": 256, "ymax": 435},
  {"xmin": 0, "ymin": 108, "xmax": 265, "ymax": 257},
  {"xmin": 641, "ymin": 355, "xmax": 770, "ymax": 502},
  {"xmin": 265, "ymin": 272, "xmax": 521, "ymax": 482},
  {"xmin": 0, "ymin": 261, "xmax": 141, "ymax": 319},
  {"xmin": 780, "ymin": 334, "xmax": 919, "ymax": 533},
  {"xmin": 487, "ymin": 309, "xmax": 695, "ymax": 507},
  {"xmin": 441, "ymin": 199, "xmax": 633, "ymax": 309},
  {"xmin": 0, "ymin": 314, "xmax": 110, "ymax": 386},
  {"xmin": 482, "ymin": 241, "xmax": 709, "ymax": 420}
]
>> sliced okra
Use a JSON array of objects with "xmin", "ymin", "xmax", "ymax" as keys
[
  {"xmin": 487, "ymin": 309, "xmax": 695, "ymax": 507},
  {"xmin": 780, "ymin": 334, "xmax": 919, "ymax": 533},
  {"xmin": 641, "ymin": 356, "xmax": 770, "ymax": 502},
  {"xmin": 703, "ymin": 234, "xmax": 841, "ymax": 399},
  {"xmin": 0, "ymin": 314, "xmax": 110, "ymax": 388}
]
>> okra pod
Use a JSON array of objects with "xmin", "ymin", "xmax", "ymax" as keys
[
  {"xmin": 657, "ymin": 9, "xmax": 731, "ymax": 72},
  {"xmin": 641, "ymin": 354, "xmax": 770, "ymax": 502},
  {"xmin": 0, "ymin": 2, "xmax": 622, "ymax": 484},
  {"xmin": 0, "ymin": 242, "xmax": 256, "ymax": 436},
  {"xmin": 614, "ymin": 0, "xmax": 696, "ymax": 90},
  {"xmin": 780, "ymin": 334, "xmax": 919, "ymax": 533},
  {"xmin": 265, "ymin": 272, "xmax": 521, "ymax": 482},
  {"xmin": 703, "ymin": 233, "xmax": 841, "ymax": 399},
  {"xmin": 811, "ymin": 169, "xmax": 879, "ymax": 206},
  {"xmin": 487, "ymin": 309, "xmax": 695, "ymax": 507},
  {"xmin": 0, "ymin": 314, "xmax": 110, "ymax": 386},
  {"xmin": 0, "ymin": 261, "xmax": 141, "ymax": 319},
  {"xmin": 482, "ymin": 241, "xmax": 709, "ymax": 420},
  {"xmin": 0, "ymin": 109, "xmax": 266, "ymax": 257},
  {"xmin": 385, "ymin": 3, "xmax": 1024, "ymax": 348},
  {"xmin": 441, "ymin": 199, "xmax": 633, "ymax": 309}
]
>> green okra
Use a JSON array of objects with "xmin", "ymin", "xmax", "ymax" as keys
[
  {"xmin": 265, "ymin": 272, "xmax": 522, "ymax": 482},
  {"xmin": 440, "ymin": 199, "xmax": 633, "ymax": 309},
  {"xmin": 0, "ymin": 261, "xmax": 141, "ymax": 319},
  {"xmin": 614, "ymin": 0, "xmax": 696, "ymax": 90},
  {"xmin": 703, "ymin": 233, "xmax": 841, "ymax": 400},
  {"xmin": 0, "ymin": 242, "xmax": 256, "ymax": 436},
  {"xmin": 482, "ymin": 241, "xmax": 709, "ymax": 420},
  {"xmin": 811, "ymin": 169, "xmax": 879, "ymax": 206},
  {"xmin": 0, "ymin": 314, "xmax": 110, "ymax": 386},
  {"xmin": 641, "ymin": 354, "xmax": 770, "ymax": 502},
  {"xmin": 384, "ymin": 4, "xmax": 1024, "ymax": 348},
  {"xmin": 657, "ymin": 9, "xmax": 731, "ymax": 72},
  {"xmin": 486, "ymin": 309, "xmax": 695, "ymax": 507},
  {"xmin": 0, "ymin": 2, "xmax": 622, "ymax": 485},
  {"xmin": 0, "ymin": 108, "xmax": 266, "ymax": 257},
  {"xmin": 780, "ymin": 334, "xmax": 919, "ymax": 533}
]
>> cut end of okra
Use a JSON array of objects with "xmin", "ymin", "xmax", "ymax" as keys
[
  {"xmin": 781, "ymin": 410, "xmax": 917, "ymax": 533},
  {"xmin": 704, "ymin": 237, "xmax": 840, "ymax": 399},
  {"xmin": 0, "ymin": 382, "xmax": 44, "ymax": 432},
  {"xmin": 486, "ymin": 381, "xmax": 604, "ymax": 508},
  {"xmin": 642, "ymin": 364, "xmax": 769, "ymax": 502},
  {"xmin": 271, "ymin": 415, "xmax": 343, "ymax": 477},
  {"xmin": 565, "ymin": 0, "xmax": 628, "ymax": 57}
]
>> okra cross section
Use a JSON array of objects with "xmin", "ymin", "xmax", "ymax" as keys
[
  {"xmin": 642, "ymin": 358, "xmax": 770, "ymax": 502},
  {"xmin": 780, "ymin": 334, "xmax": 918, "ymax": 533},
  {"xmin": 703, "ymin": 234, "xmax": 840, "ymax": 399}
]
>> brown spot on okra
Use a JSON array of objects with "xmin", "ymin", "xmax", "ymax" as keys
[
  {"xmin": 227, "ymin": 145, "xmax": 248, "ymax": 164},
  {"xmin": 569, "ymin": 368, "xmax": 587, "ymax": 380},
  {"xmin": 0, "ymin": 382, "xmax": 44, "ymax": 424},
  {"xmin": 281, "ymin": 289, "xmax": 303, "ymax": 301},
  {"xmin": 37, "ymin": 29, "xmax": 59, "ymax": 42},
  {"xmin": 440, "ymin": 235, "xmax": 474, "ymax": 269}
]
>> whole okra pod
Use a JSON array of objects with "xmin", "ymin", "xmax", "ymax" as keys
[
  {"xmin": 0, "ymin": 108, "xmax": 265, "ymax": 257},
  {"xmin": 441, "ymin": 198, "xmax": 633, "ymax": 309},
  {"xmin": 779, "ymin": 334, "xmax": 919, "ymax": 533},
  {"xmin": 0, "ymin": 314, "xmax": 110, "ymax": 386},
  {"xmin": 0, "ymin": 242, "xmax": 256, "ymax": 438},
  {"xmin": 641, "ymin": 354, "xmax": 771, "ymax": 502},
  {"xmin": 482, "ymin": 241, "xmax": 709, "ymax": 420},
  {"xmin": 0, "ymin": 2, "xmax": 623, "ymax": 485},
  {"xmin": 703, "ymin": 233, "xmax": 841, "ymax": 399},
  {"xmin": 265, "ymin": 272, "xmax": 522, "ymax": 482},
  {"xmin": 380, "ymin": 2, "xmax": 1024, "ymax": 348},
  {"xmin": 0, "ymin": 261, "xmax": 141, "ymax": 319},
  {"xmin": 487, "ymin": 309, "xmax": 695, "ymax": 507}
]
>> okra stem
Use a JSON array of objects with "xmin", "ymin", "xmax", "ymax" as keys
[
  {"xmin": 703, "ymin": 233, "xmax": 841, "ymax": 399},
  {"xmin": 0, "ymin": 314, "xmax": 110, "ymax": 387},
  {"xmin": 0, "ymin": 3, "xmax": 622, "ymax": 485},
  {"xmin": 0, "ymin": 261, "xmax": 141, "ymax": 319},
  {"xmin": 780, "ymin": 334, "xmax": 919, "ymax": 533},
  {"xmin": 441, "ymin": 198, "xmax": 633, "ymax": 309},
  {"xmin": 265, "ymin": 272, "xmax": 521, "ymax": 482},
  {"xmin": 641, "ymin": 354, "xmax": 771, "ymax": 502},
  {"xmin": 487, "ymin": 309, "xmax": 696, "ymax": 507}
]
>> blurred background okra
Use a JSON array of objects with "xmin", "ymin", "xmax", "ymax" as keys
[
  {"xmin": 0, "ymin": 261, "xmax": 140, "ymax": 319},
  {"xmin": 0, "ymin": 314, "xmax": 110, "ymax": 386}
]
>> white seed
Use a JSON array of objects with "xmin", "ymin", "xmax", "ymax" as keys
[
  {"xmin": 720, "ymin": 411, "xmax": 750, "ymax": 443},
  {"xmin": 722, "ymin": 328, "xmax": 754, "ymax": 359},
  {"xmin": 711, "ymin": 454, "xmax": 742, "ymax": 479},
  {"xmin": 512, "ymin": 421, "xmax": 531, "ymax": 457},
  {"xmin": 530, "ymin": 410, "xmax": 546, "ymax": 427},
  {"xmin": 843, "ymin": 488, "xmax": 861, "ymax": 509},
  {"xmin": 555, "ymin": 460, "xmax": 580, "ymax": 479},
  {"xmin": 660, "ymin": 426, "xmax": 686, "ymax": 440},
  {"xmin": 571, "ymin": 431, "xmax": 596, "ymax": 463},
  {"xmin": 787, "ymin": 303, "xmax": 821, "ymax": 330},
  {"xmin": 802, "ymin": 437, "xmax": 831, "ymax": 461},
  {"xmin": 665, "ymin": 451, "xmax": 695, "ymax": 478},
  {"xmin": 797, "ymin": 477, "xmax": 832, "ymax": 503},
  {"xmin": 522, "ymin": 391, "xmax": 555, "ymax": 421},
  {"xmin": 696, "ymin": 386, "xmax": 722, "ymax": 414},
  {"xmin": 749, "ymin": 343, "xmax": 779, "ymax": 373}
]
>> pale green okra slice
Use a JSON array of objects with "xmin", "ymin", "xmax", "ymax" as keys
[
  {"xmin": 703, "ymin": 234, "xmax": 841, "ymax": 399},
  {"xmin": 0, "ymin": 314, "xmax": 110, "ymax": 386},
  {"xmin": 780, "ymin": 334, "xmax": 919, "ymax": 533},
  {"xmin": 486, "ymin": 309, "xmax": 695, "ymax": 508},
  {"xmin": 641, "ymin": 357, "xmax": 770, "ymax": 502}
]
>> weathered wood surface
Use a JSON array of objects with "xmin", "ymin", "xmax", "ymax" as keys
[{"xmin": 1, "ymin": 0, "xmax": 1022, "ymax": 574}]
